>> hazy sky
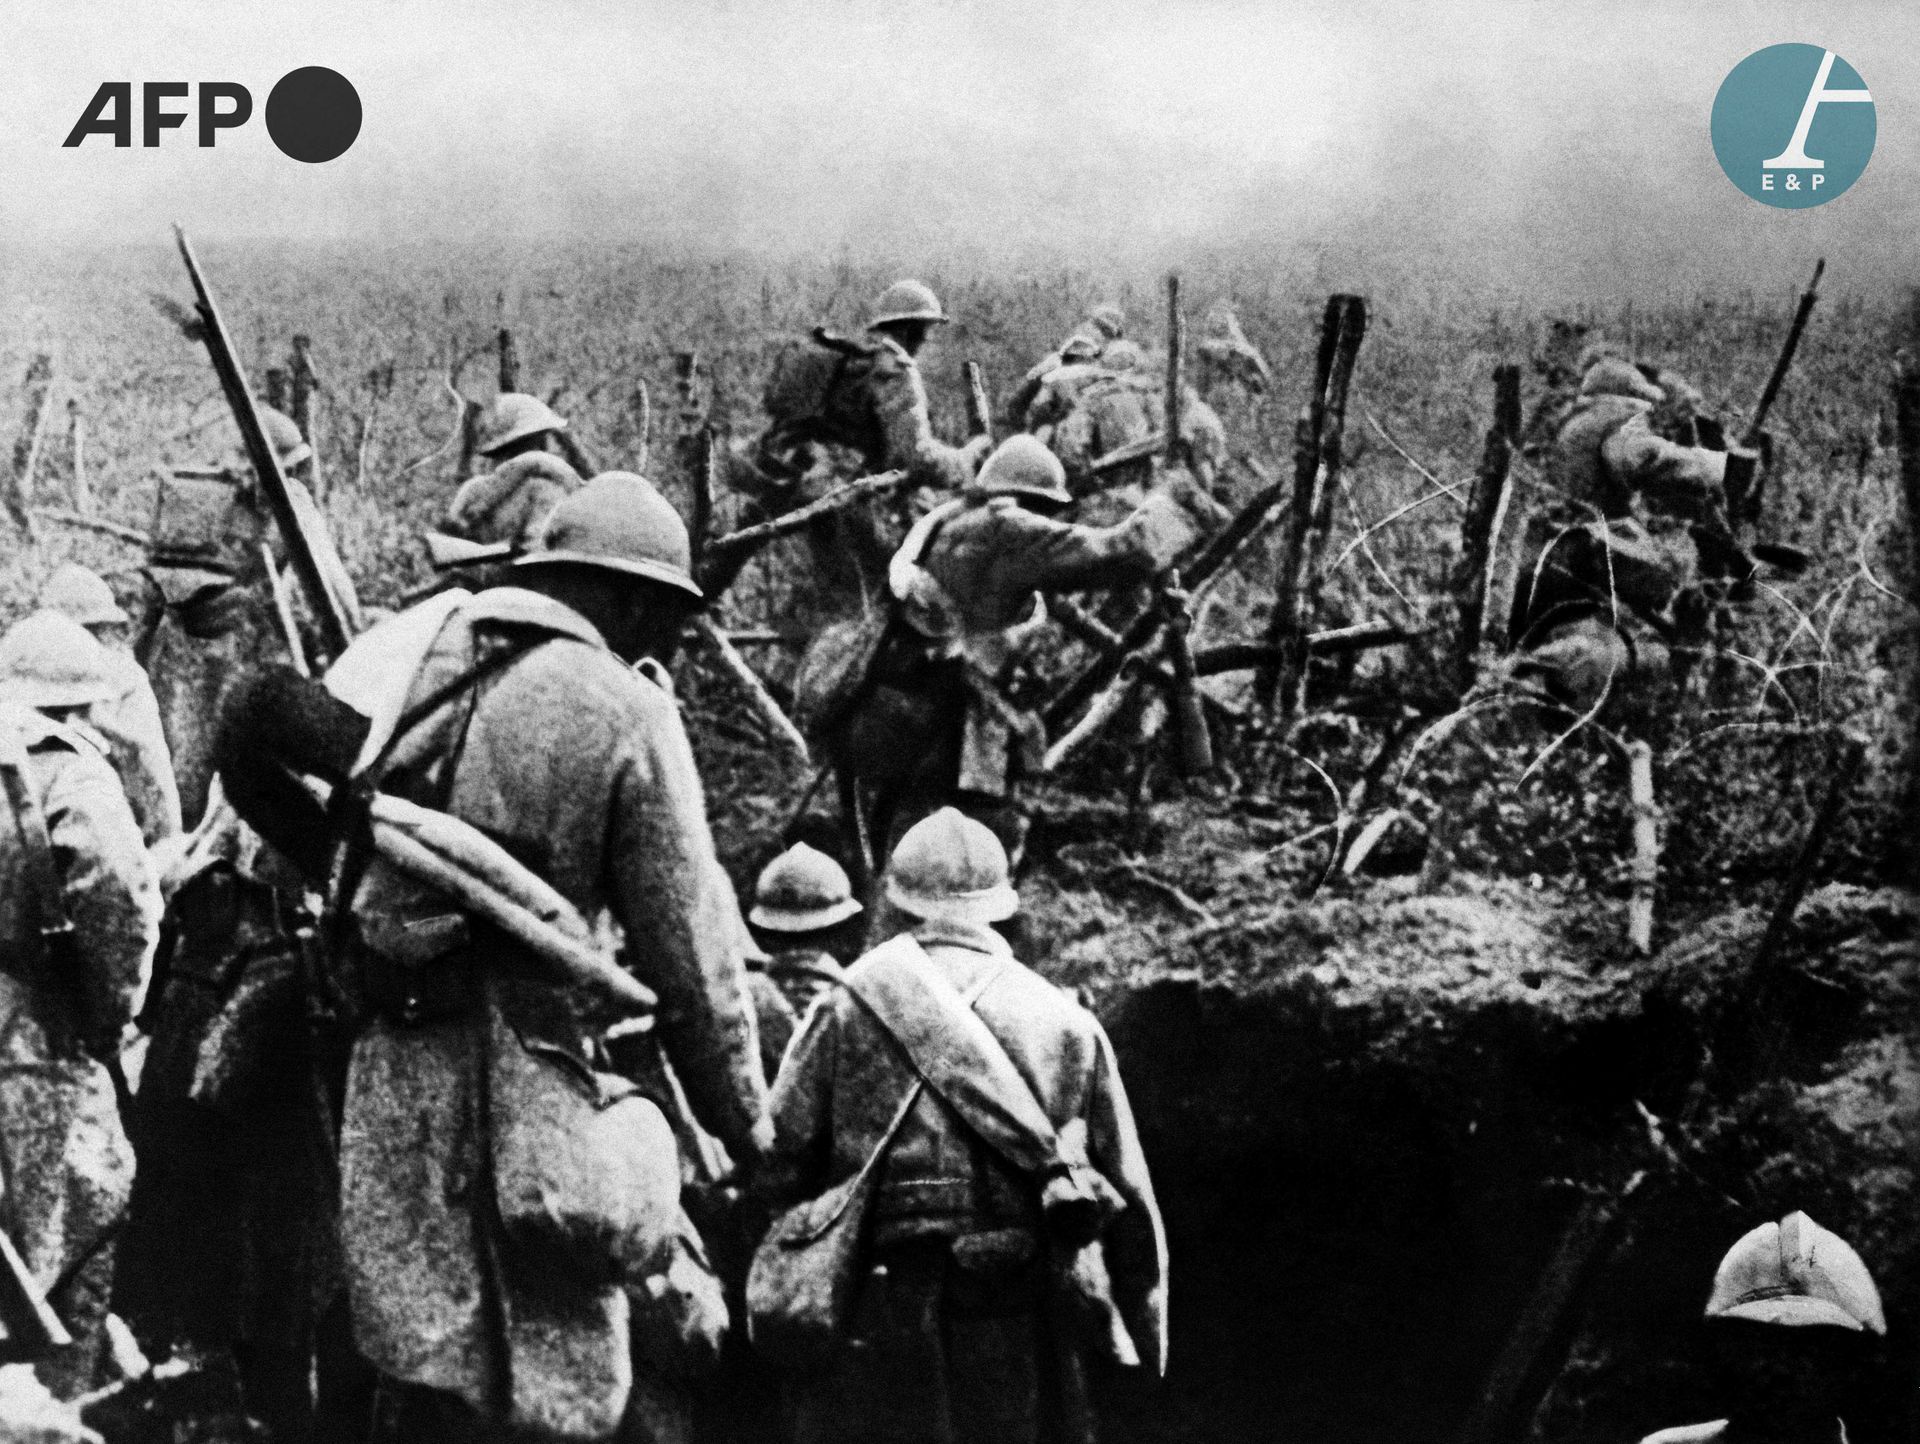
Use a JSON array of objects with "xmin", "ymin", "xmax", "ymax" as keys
[{"xmin": 4, "ymin": 0, "xmax": 1915, "ymax": 296}]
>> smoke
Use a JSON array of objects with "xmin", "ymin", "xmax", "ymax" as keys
[{"xmin": 2, "ymin": 0, "xmax": 1914, "ymax": 300}]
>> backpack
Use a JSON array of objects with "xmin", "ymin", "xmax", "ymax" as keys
[{"xmin": 762, "ymin": 327, "xmax": 868, "ymax": 430}]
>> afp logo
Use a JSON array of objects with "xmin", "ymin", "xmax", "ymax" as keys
[
  {"xmin": 1711, "ymin": 45, "xmax": 1874, "ymax": 209},
  {"xmin": 62, "ymin": 66, "xmax": 361, "ymax": 163}
]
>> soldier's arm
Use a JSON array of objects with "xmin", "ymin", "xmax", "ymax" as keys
[
  {"xmin": 758, "ymin": 996, "xmax": 839, "ymax": 1210},
  {"xmin": 41, "ymin": 747, "xmax": 162, "ymax": 1047},
  {"xmin": 871, "ymin": 352, "xmax": 988, "ymax": 490},
  {"xmin": 1603, "ymin": 419, "xmax": 1728, "ymax": 516},
  {"xmin": 609, "ymin": 692, "xmax": 771, "ymax": 1154},
  {"xmin": 1085, "ymin": 1020, "xmax": 1169, "ymax": 1374},
  {"xmin": 994, "ymin": 494, "xmax": 1200, "ymax": 597}
]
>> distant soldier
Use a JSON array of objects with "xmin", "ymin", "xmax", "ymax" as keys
[
  {"xmin": 279, "ymin": 472, "xmax": 770, "ymax": 1442},
  {"xmin": 1638, "ymin": 1212, "xmax": 1884, "ymax": 1444},
  {"xmin": 1032, "ymin": 343, "xmax": 1231, "ymax": 526},
  {"xmin": 39, "ymin": 565, "xmax": 183, "ymax": 849},
  {"xmin": 0, "ymin": 633, "xmax": 160, "ymax": 1398},
  {"xmin": 1509, "ymin": 355, "xmax": 1760, "ymax": 712},
  {"xmin": 1005, "ymin": 303, "xmax": 1127, "ymax": 428},
  {"xmin": 1194, "ymin": 302, "xmax": 1272, "ymax": 398},
  {"xmin": 728, "ymin": 279, "xmax": 991, "ymax": 616},
  {"xmin": 762, "ymin": 806, "xmax": 1167, "ymax": 1444},
  {"xmin": 817, "ymin": 435, "xmax": 1200, "ymax": 859},
  {"xmin": 422, "ymin": 397, "xmax": 582, "ymax": 586},
  {"xmin": 742, "ymin": 843, "xmax": 863, "ymax": 1079}
]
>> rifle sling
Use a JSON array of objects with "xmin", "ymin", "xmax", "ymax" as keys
[
  {"xmin": 847, "ymin": 937, "xmax": 1070, "ymax": 1185},
  {"xmin": 0, "ymin": 725, "xmax": 75, "ymax": 959}
]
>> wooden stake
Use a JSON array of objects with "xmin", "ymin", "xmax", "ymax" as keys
[
  {"xmin": 289, "ymin": 334, "xmax": 322, "ymax": 500},
  {"xmin": 265, "ymin": 366, "xmax": 290, "ymax": 414},
  {"xmin": 7, "ymin": 355, "xmax": 54, "ymax": 544},
  {"xmin": 497, "ymin": 327, "xmax": 520, "ymax": 394},
  {"xmin": 690, "ymin": 615, "xmax": 809, "ymax": 769},
  {"xmin": 68, "ymin": 399, "xmax": 90, "ymax": 515},
  {"xmin": 1625, "ymin": 738, "xmax": 1658, "ymax": 955},
  {"xmin": 1455, "ymin": 364, "xmax": 1522, "ymax": 693},
  {"xmin": 1164, "ymin": 273, "xmax": 1184, "ymax": 462}
]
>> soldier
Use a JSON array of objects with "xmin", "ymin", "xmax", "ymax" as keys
[
  {"xmin": 422, "ymin": 432, "xmax": 582, "ymax": 587},
  {"xmin": 294, "ymin": 471, "xmax": 770, "ymax": 1442},
  {"xmin": 1509, "ymin": 356, "xmax": 1760, "ymax": 713},
  {"xmin": 113, "ymin": 782, "xmax": 360, "ymax": 1444},
  {"xmin": 742, "ymin": 843, "xmax": 863, "ymax": 1079},
  {"xmin": 473, "ymin": 392, "xmax": 571, "ymax": 467},
  {"xmin": 761, "ymin": 806, "xmax": 1167, "ymax": 1444},
  {"xmin": 1030, "ymin": 343, "xmax": 1230, "ymax": 528},
  {"xmin": 1194, "ymin": 303, "xmax": 1272, "ymax": 398},
  {"xmin": 1004, "ymin": 303, "xmax": 1126, "ymax": 429},
  {"xmin": 724, "ymin": 279, "xmax": 991, "ymax": 617},
  {"xmin": 0, "ymin": 628, "xmax": 160, "ymax": 1400},
  {"xmin": 808, "ymin": 435, "xmax": 1202, "ymax": 867},
  {"xmin": 1638, "ymin": 1212, "xmax": 1884, "ymax": 1444},
  {"xmin": 39, "ymin": 565, "xmax": 183, "ymax": 850}
]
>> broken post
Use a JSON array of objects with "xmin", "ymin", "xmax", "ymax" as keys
[
  {"xmin": 1454, "ymin": 364, "xmax": 1523, "ymax": 693},
  {"xmin": 1263, "ymin": 294, "xmax": 1368, "ymax": 719},
  {"xmin": 497, "ymin": 327, "xmax": 520, "ymax": 394},
  {"xmin": 7, "ymin": 355, "xmax": 54, "ymax": 543},
  {"xmin": 265, "ymin": 366, "xmax": 291, "ymax": 414}
]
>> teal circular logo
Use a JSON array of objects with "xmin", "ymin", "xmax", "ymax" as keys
[{"xmin": 1711, "ymin": 45, "xmax": 1874, "ymax": 208}]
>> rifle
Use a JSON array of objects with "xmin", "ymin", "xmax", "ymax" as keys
[
  {"xmin": 1742, "ymin": 258, "xmax": 1824, "ymax": 448},
  {"xmin": 1090, "ymin": 432, "xmax": 1166, "ymax": 476},
  {"xmin": 1730, "ymin": 258, "xmax": 1824, "ymax": 528},
  {"xmin": 963, "ymin": 361, "xmax": 994, "ymax": 441},
  {"xmin": 0, "ymin": 1223, "xmax": 71, "ymax": 1362},
  {"xmin": 173, "ymin": 226, "xmax": 357, "ymax": 662}
]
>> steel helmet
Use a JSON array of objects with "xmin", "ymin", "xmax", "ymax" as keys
[
  {"xmin": 256, "ymin": 404, "xmax": 313, "ymax": 469},
  {"xmin": 972, "ymin": 434, "xmax": 1072, "ymax": 506},
  {"xmin": 39, "ymin": 563, "xmax": 129, "ymax": 629},
  {"xmin": 0, "ymin": 610, "xmax": 119, "ymax": 710},
  {"xmin": 515, "ymin": 470, "xmax": 703, "ymax": 598},
  {"xmin": 1088, "ymin": 303, "xmax": 1126, "ymax": 340},
  {"xmin": 868, "ymin": 280, "xmax": 949, "ymax": 330},
  {"xmin": 1578, "ymin": 358, "xmax": 1664, "ymax": 404},
  {"xmin": 885, "ymin": 807, "xmax": 1019, "ymax": 924},
  {"xmin": 1705, "ymin": 1212, "xmax": 1885, "ymax": 1335},
  {"xmin": 750, "ymin": 842, "xmax": 863, "ymax": 932},
  {"xmin": 477, "ymin": 393, "xmax": 570, "ymax": 457},
  {"xmin": 1058, "ymin": 329, "xmax": 1103, "ymax": 365}
]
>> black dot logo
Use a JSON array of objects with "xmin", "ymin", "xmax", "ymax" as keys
[{"xmin": 265, "ymin": 66, "xmax": 361, "ymax": 163}]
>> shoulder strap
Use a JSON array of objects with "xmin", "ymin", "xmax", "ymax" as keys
[
  {"xmin": 848, "ymin": 938, "xmax": 1065, "ymax": 1182},
  {"xmin": 0, "ymin": 725, "xmax": 75, "ymax": 954},
  {"xmin": 792, "ymin": 962, "xmax": 1000, "ymax": 1242}
]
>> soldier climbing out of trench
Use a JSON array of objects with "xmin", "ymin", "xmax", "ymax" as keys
[
  {"xmin": 1507, "ymin": 351, "xmax": 1801, "ymax": 717},
  {"xmin": 722, "ymin": 279, "xmax": 991, "ymax": 622},
  {"xmin": 797, "ymin": 433, "xmax": 1205, "ymax": 879}
]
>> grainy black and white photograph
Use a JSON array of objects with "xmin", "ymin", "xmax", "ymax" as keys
[{"xmin": 0, "ymin": 3, "xmax": 1915, "ymax": 1442}]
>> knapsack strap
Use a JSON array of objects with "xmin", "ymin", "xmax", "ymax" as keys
[
  {"xmin": 847, "ymin": 937, "xmax": 1070, "ymax": 1183},
  {"xmin": 0, "ymin": 725, "xmax": 74, "ymax": 958}
]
